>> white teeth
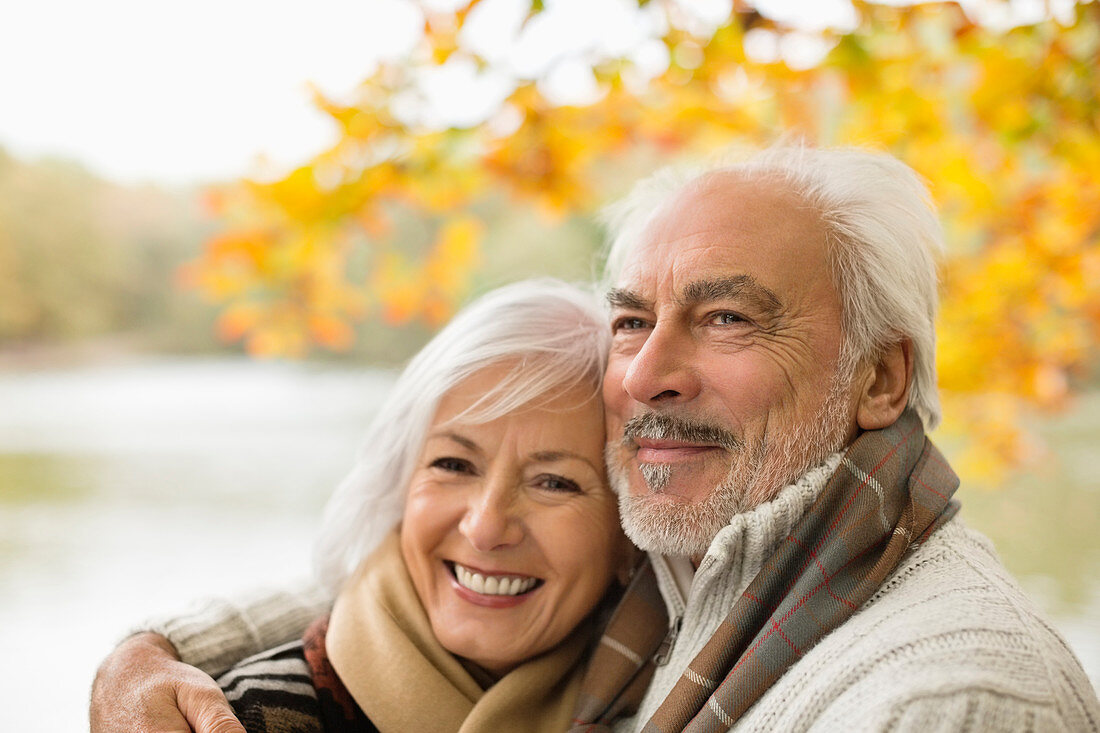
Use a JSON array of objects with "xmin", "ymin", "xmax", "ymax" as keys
[{"xmin": 453, "ymin": 563, "xmax": 538, "ymax": 596}]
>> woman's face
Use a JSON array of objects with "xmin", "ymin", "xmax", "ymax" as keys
[{"xmin": 400, "ymin": 366, "xmax": 625, "ymax": 676}]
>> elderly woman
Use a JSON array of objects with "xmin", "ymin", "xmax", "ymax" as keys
[{"xmin": 210, "ymin": 279, "xmax": 632, "ymax": 732}]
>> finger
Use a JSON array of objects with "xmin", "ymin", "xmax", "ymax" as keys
[
  {"xmin": 90, "ymin": 692, "xmax": 194, "ymax": 733},
  {"xmin": 193, "ymin": 710, "xmax": 246, "ymax": 733},
  {"xmin": 90, "ymin": 635, "xmax": 193, "ymax": 733},
  {"xmin": 178, "ymin": 686, "xmax": 245, "ymax": 733}
]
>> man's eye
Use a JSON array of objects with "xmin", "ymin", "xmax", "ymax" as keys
[
  {"xmin": 712, "ymin": 312, "xmax": 747, "ymax": 325},
  {"xmin": 612, "ymin": 316, "xmax": 649, "ymax": 332},
  {"xmin": 534, "ymin": 474, "xmax": 581, "ymax": 493},
  {"xmin": 430, "ymin": 457, "xmax": 475, "ymax": 474}
]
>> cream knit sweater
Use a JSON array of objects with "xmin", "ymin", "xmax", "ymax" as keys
[
  {"xmin": 616, "ymin": 452, "xmax": 1099, "ymax": 732},
  {"xmin": 150, "ymin": 456, "xmax": 1099, "ymax": 731}
]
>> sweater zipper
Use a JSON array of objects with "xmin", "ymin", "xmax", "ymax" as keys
[
  {"xmin": 649, "ymin": 554, "xmax": 689, "ymax": 666},
  {"xmin": 654, "ymin": 615, "xmax": 683, "ymax": 666}
]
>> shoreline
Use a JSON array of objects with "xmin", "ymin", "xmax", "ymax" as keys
[{"xmin": 0, "ymin": 335, "xmax": 226, "ymax": 372}]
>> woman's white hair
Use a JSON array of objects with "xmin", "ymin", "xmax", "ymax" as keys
[
  {"xmin": 313, "ymin": 278, "xmax": 610, "ymax": 594},
  {"xmin": 602, "ymin": 143, "xmax": 944, "ymax": 430}
]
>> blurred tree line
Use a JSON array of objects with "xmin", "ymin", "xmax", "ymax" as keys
[
  {"xmin": 0, "ymin": 146, "xmax": 608, "ymax": 364},
  {"xmin": 0, "ymin": 147, "xmax": 218, "ymax": 353}
]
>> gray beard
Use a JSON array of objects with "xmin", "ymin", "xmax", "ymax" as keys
[
  {"xmin": 607, "ymin": 372, "xmax": 852, "ymax": 558},
  {"xmin": 638, "ymin": 462, "xmax": 672, "ymax": 490}
]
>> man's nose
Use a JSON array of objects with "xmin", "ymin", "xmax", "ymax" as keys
[
  {"xmin": 620, "ymin": 322, "xmax": 701, "ymax": 406},
  {"xmin": 458, "ymin": 479, "xmax": 523, "ymax": 552}
]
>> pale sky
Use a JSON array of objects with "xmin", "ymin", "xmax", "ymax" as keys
[
  {"xmin": 0, "ymin": 0, "xmax": 424, "ymax": 184},
  {"xmin": 0, "ymin": 0, "xmax": 1068, "ymax": 185}
]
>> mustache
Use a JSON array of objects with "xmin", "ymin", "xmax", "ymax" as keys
[{"xmin": 621, "ymin": 412, "xmax": 741, "ymax": 451}]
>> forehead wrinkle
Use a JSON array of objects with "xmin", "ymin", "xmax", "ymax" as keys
[{"xmin": 681, "ymin": 275, "xmax": 782, "ymax": 314}]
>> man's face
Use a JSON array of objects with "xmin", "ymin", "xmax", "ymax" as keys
[{"xmin": 603, "ymin": 172, "xmax": 860, "ymax": 556}]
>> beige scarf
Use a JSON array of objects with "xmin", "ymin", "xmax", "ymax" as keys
[{"xmin": 327, "ymin": 530, "xmax": 593, "ymax": 733}]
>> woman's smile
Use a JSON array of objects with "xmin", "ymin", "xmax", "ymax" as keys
[
  {"xmin": 400, "ymin": 366, "xmax": 626, "ymax": 676},
  {"xmin": 448, "ymin": 561, "xmax": 542, "ymax": 597}
]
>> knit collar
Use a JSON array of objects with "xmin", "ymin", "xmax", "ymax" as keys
[{"xmin": 651, "ymin": 451, "xmax": 844, "ymax": 616}]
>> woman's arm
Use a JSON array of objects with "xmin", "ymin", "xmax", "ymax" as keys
[{"xmin": 89, "ymin": 585, "xmax": 333, "ymax": 733}]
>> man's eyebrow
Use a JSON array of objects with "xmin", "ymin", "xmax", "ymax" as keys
[
  {"xmin": 606, "ymin": 288, "xmax": 650, "ymax": 310},
  {"xmin": 682, "ymin": 276, "xmax": 782, "ymax": 313}
]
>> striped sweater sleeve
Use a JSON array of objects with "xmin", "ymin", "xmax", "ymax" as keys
[{"xmin": 217, "ymin": 640, "xmax": 324, "ymax": 733}]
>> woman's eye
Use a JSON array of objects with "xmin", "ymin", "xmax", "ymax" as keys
[
  {"xmin": 430, "ymin": 457, "xmax": 475, "ymax": 474},
  {"xmin": 534, "ymin": 474, "xmax": 581, "ymax": 493}
]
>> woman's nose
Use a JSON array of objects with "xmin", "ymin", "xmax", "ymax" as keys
[{"xmin": 458, "ymin": 481, "xmax": 523, "ymax": 552}]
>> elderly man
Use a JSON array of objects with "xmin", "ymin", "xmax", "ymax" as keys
[{"xmin": 91, "ymin": 146, "xmax": 1098, "ymax": 732}]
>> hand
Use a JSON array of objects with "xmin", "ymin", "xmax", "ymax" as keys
[{"xmin": 90, "ymin": 632, "xmax": 246, "ymax": 733}]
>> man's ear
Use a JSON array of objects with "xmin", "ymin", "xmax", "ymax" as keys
[{"xmin": 855, "ymin": 338, "xmax": 913, "ymax": 431}]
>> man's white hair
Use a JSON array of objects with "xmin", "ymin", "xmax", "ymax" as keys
[
  {"xmin": 602, "ymin": 144, "xmax": 944, "ymax": 429},
  {"xmin": 313, "ymin": 278, "xmax": 611, "ymax": 594}
]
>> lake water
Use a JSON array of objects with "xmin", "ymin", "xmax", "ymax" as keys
[{"xmin": 1, "ymin": 358, "xmax": 1096, "ymax": 730}]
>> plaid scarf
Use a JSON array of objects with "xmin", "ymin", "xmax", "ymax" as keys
[{"xmin": 570, "ymin": 409, "xmax": 960, "ymax": 732}]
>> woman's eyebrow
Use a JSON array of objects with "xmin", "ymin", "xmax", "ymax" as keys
[
  {"xmin": 531, "ymin": 450, "xmax": 601, "ymax": 473},
  {"xmin": 427, "ymin": 431, "xmax": 481, "ymax": 454}
]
